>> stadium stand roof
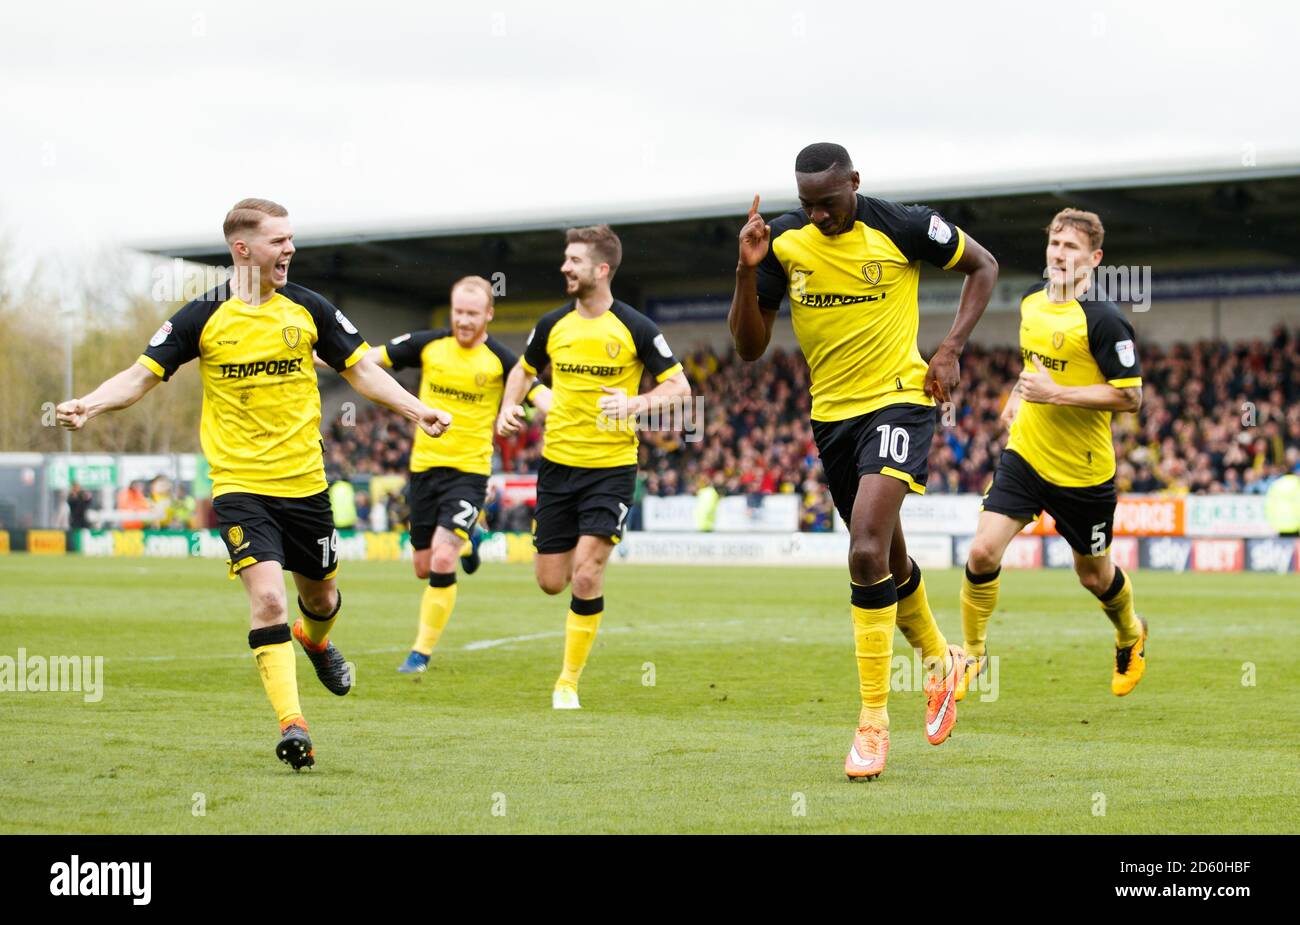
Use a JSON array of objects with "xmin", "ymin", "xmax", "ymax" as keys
[{"xmin": 144, "ymin": 159, "xmax": 1300, "ymax": 308}]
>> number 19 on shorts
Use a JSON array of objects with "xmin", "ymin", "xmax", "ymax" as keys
[{"xmin": 317, "ymin": 530, "xmax": 339, "ymax": 568}]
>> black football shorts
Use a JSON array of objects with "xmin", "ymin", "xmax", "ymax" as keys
[
  {"xmin": 532, "ymin": 459, "xmax": 636, "ymax": 554},
  {"xmin": 213, "ymin": 490, "xmax": 339, "ymax": 580},
  {"xmin": 982, "ymin": 449, "xmax": 1118, "ymax": 556},
  {"xmin": 407, "ymin": 467, "xmax": 490, "ymax": 549},
  {"xmin": 812, "ymin": 402, "xmax": 936, "ymax": 523}
]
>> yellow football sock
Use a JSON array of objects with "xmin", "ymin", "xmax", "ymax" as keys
[
  {"xmin": 297, "ymin": 591, "xmax": 342, "ymax": 649},
  {"xmin": 557, "ymin": 596, "xmax": 603, "ymax": 690},
  {"xmin": 895, "ymin": 559, "xmax": 950, "ymax": 676},
  {"xmin": 249, "ymin": 625, "xmax": 302, "ymax": 727},
  {"xmin": 960, "ymin": 565, "xmax": 1000, "ymax": 658},
  {"xmin": 851, "ymin": 576, "xmax": 896, "ymax": 728},
  {"xmin": 1096, "ymin": 567, "xmax": 1141, "ymax": 648},
  {"xmin": 413, "ymin": 573, "xmax": 457, "ymax": 656}
]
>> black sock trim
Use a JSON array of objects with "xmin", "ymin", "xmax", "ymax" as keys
[
  {"xmin": 850, "ymin": 579, "xmax": 898, "ymax": 610},
  {"xmin": 965, "ymin": 565, "xmax": 1001, "ymax": 585},
  {"xmin": 249, "ymin": 624, "xmax": 291, "ymax": 649},
  {"xmin": 298, "ymin": 590, "xmax": 342, "ymax": 622},
  {"xmin": 1097, "ymin": 567, "xmax": 1126, "ymax": 602},
  {"xmin": 895, "ymin": 558, "xmax": 922, "ymax": 600},
  {"xmin": 428, "ymin": 571, "xmax": 457, "ymax": 588},
  {"xmin": 570, "ymin": 595, "xmax": 604, "ymax": 616}
]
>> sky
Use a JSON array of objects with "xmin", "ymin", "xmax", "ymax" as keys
[{"xmin": 2, "ymin": 0, "xmax": 1297, "ymax": 278}]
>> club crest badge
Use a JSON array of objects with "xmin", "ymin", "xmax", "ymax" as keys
[
  {"xmin": 861, "ymin": 262, "xmax": 882, "ymax": 285},
  {"xmin": 606, "ymin": 342, "xmax": 621, "ymax": 359},
  {"xmin": 475, "ymin": 372, "xmax": 488, "ymax": 387},
  {"xmin": 1052, "ymin": 331, "xmax": 1065, "ymax": 350},
  {"xmin": 791, "ymin": 268, "xmax": 813, "ymax": 301},
  {"xmin": 228, "ymin": 525, "xmax": 244, "ymax": 547},
  {"xmin": 283, "ymin": 326, "xmax": 301, "ymax": 349}
]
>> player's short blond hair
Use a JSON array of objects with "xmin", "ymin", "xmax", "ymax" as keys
[
  {"xmin": 450, "ymin": 275, "xmax": 494, "ymax": 309},
  {"xmin": 223, "ymin": 198, "xmax": 288, "ymax": 241},
  {"xmin": 1047, "ymin": 208, "xmax": 1104, "ymax": 251},
  {"xmin": 565, "ymin": 224, "xmax": 622, "ymax": 276}
]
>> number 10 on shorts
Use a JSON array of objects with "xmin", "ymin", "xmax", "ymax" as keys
[{"xmin": 876, "ymin": 424, "xmax": 910, "ymax": 463}]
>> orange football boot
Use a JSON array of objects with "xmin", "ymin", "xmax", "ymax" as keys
[
  {"xmin": 845, "ymin": 723, "xmax": 890, "ymax": 781},
  {"xmin": 924, "ymin": 644, "xmax": 964, "ymax": 745},
  {"xmin": 1112, "ymin": 618, "xmax": 1148, "ymax": 696}
]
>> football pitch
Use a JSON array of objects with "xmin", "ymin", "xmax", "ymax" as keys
[{"xmin": 1, "ymin": 556, "xmax": 1297, "ymax": 834}]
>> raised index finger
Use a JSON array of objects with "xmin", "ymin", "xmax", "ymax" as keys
[{"xmin": 748, "ymin": 194, "xmax": 760, "ymax": 220}]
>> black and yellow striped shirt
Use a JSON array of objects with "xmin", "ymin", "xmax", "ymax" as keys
[
  {"xmin": 382, "ymin": 330, "xmax": 520, "ymax": 477},
  {"xmin": 138, "ymin": 283, "xmax": 368, "ymax": 498},
  {"xmin": 757, "ymin": 194, "xmax": 965, "ymax": 422},
  {"xmin": 1007, "ymin": 284, "xmax": 1142, "ymax": 486},
  {"xmin": 522, "ymin": 300, "xmax": 682, "ymax": 468}
]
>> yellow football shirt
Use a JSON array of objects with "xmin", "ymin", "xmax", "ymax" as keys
[
  {"xmin": 756, "ymin": 194, "xmax": 965, "ymax": 422},
  {"xmin": 1007, "ymin": 285, "xmax": 1143, "ymax": 486},
  {"xmin": 137, "ymin": 282, "xmax": 368, "ymax": 498},
  {"xmin": 521, "ymin": 300, "xmax": 682, "ymax": 469},
  {"xmin": 382, "ymin": 330, "xmax": 521, "ymax": 477}
]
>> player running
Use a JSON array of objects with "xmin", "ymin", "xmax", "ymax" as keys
[
  {"xmin": 957, "ymin": 209, "xmax": 1146, "ymax": 702},
  {"xmin": 57, "ymin": 198, "xmax": 451, "ymax": 770},
  {"xmin": 730, "ymin": 143, "xmax": 999, "ymax": 781},
  {"xmin": 367, "ymin": 275, "xmax": 550, "ymax": 674},
  {"xmin": 497, "ymin": 225, "xmax": 691, "ymax": 710}
]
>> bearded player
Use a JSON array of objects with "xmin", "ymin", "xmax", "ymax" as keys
[
  {"xmin": 497, "ymin": 225, "xmax": 690, "ymax": 710},
  {"xmin": 365, "ymin": 276, "xmax": 550, "ymax": 674},
  {"xmin": 730, "ymin": 143, "xmax": 999, "ymax": 780},
  {"xmin": 957, "ymin": 209, "xmax": 1146, "ymax": 703},
  {"xmin": 57, "ymin": 198, "xmax": 451, "ymax": 770}
]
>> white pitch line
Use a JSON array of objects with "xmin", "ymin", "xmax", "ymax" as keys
[{"xmin": 106, "ymin": 618, "xmax": 749, "ymax": 663}]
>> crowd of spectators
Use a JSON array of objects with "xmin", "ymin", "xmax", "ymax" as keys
[{"xmin": 318, "ymin": 325, "xmax": 1300, "ymax": 532}]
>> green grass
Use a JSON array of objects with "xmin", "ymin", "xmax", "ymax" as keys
[{"xmin": 1, "ymin": 555, "xmax": 1297, "ymax": 834}]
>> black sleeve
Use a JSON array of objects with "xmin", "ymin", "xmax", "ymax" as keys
[
  {"xmin": 522, "ymin": 308, "xmax": 564, "ymax": 374},
  {"xmin": 612, "ymin": 303, "xmax": 682, "ymax": 381},
  {"xmin": 288, "ymin": 284, "xmax": 368, "ymax": 372},
  {"xmin": 484, "ymin": 335, "xmax": 520, "ymax": 376},
  {"xmin": 755, "ymin": 242, "xmax": 788, "ymax": 311},
  {"xmin": 1085, "ymin": 303, "xmax": 1143, "ymax": 384},
  {"xmin": 139, "ymin": 296, "xmax": 218, "ymax": 381},
  {"xmin": 864, "ymin": 198, "xmax": 964, "ymax": 270},
  {"xmin": 756, "ymin": 212, "xmax": 806, "ymax": 311},
  {"xmin": 385, "ymin": 329, "xmax": 448, "ymax": 370}
]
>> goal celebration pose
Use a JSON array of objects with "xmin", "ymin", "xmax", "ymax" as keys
[
  {"xmin": 498, "ymin": 225, "xmax": 690, "ymax": 710},
  {"xmin": 957, "ymin": 209, "xmax": 1147, "ymax": 702},
  {"xmin": 729, "ymin": 143, "xmax": 999, "ymax": 780},
  {"xmin": 57, "ymin": 199, "xmax": 451, "ymax": 769},
  {"xmin": 370, "ymin": 276, "xmax": 550, "ymax": 674}
]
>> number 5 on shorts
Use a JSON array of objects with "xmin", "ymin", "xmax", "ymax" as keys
[{"xmin": 1090, "ymin": 522, "xmax": 1107, "ymax": 556}]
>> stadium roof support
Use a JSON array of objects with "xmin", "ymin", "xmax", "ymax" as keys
[{"xmin": 142, "ymin": 163, "xmax": 1300, "ymax": 308}]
